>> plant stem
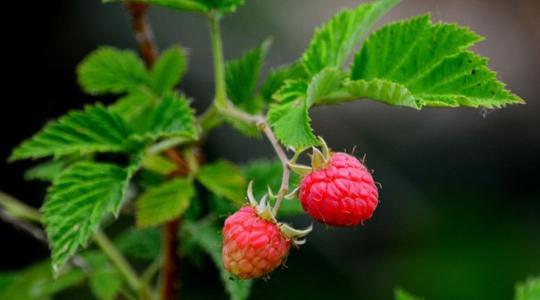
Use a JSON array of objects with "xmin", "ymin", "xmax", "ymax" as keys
[
  {"xmin": 124, "ymin": 4, "xmax": 184, "ymax": 299},
  {"xmin": 214, "ymin": 106, "xmax": 291, "ymax": 215},
  {"xmin": 259, "ymin": 121, "xmax": 291, "ymax": 215},
  {"xmin": 0, "ymin": 191, "xmax": 42, "ymax": 223},
  {"xmin": 0, "ymin": 208, "xmax": 47, "ymax": 243},
  {"xmin": 204, "ymin": 13, "xmax": 292, "ymax": 213},
  {"xmin": 94, "ymin": 230, "xmax": 142, "ymax": 293},
  {"xmin": 208, "ymin": 13, "xmax": 227, "ymax": 108},
  {"xmin": 160, "ymin": 219, "xmax": 180, "ymax": 300},
  {"xmin": 0, "ymin": 192, "xmax": 144, "ymax": 294},
  {"xmin": 125, "ymin": 2, "xmax": 158, "ymax": 67}
]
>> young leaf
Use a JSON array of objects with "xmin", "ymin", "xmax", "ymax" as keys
[
  {"xmin": 142, "ymin": 154, "xmax": 177, "ymax": 175},
  {"xmin": 395, "ymin": 288, "xmax": 422, "ymax": 300},
  {"xmin": 43, "ymin": 161, "xmax": 137, "ymax": 272},
  {"xmin": 0, "ymin": 260, "xmax": 85, "ymax": 300},
  {"xmin": 24, "ymin": 157, "xmax": 80, "ymax": 182},
  {"xmin": 302, "ymin": 0, "xmax": 400, "ymax": 76},
  {"xmin": 136, "ymin": 178, "xmax": 194, "ymax": 227},
  {"xmin": 130, "ymin": 93, "xmax": 197, "ymax": 142},
  {"xmin": 243, "ymin": 160, "xmax": 303, "ymax": 216},
  {"xmin": 184, "ymin": 219, "xmax": 252, "ymax": 300},
  {"xmin": 196, "ymin": 160, "xmax": 246, "ymax": 206},
  {"xmin": 350, "ymin": 15, "xmax": 523, "ymax": 108},
  {"xmin": 515, "ymin": 276, "xmax": 540, "ymax": 300},
  {"xmin": 260, "ymin": 62, "xmax": 308, "ymax": 103},
  {"xmin": 268, "ymin": 100, "xmax": 315, "ymax": 149},
  {"xmin": 10, "ymin": 105, "xmax": 132, "ymax": 161},
  {"xmin": 225, "ymin": 39, "xmax": 271, "ymax": 113},
  {"xmin": 150, "ymin": 46, "xmax": 187, "ymax": 95},
  {"xmin": 77, "ymin": 47, "xmax": 149, "ymax": 95},
  {"xmin": 109, "ymin": 91, "xmax": 154, "ymax": 123},
  {"xmin": 271, "ymin": 79, "xmax": 308, "ymax": 104},
  {"xmin": 116, "ymin": 228, "xmax": 162, "ymax": 260},
  {"xmin": 268, "ymin": 68, "xmax": 343, "ymax": 148},
  {"xmin": 85, "ymin": 253, "xmax": 122, "ymax": 300}
]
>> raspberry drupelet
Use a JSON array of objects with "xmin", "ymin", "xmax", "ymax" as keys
[
  {"xmin": 222, "ymin": 206, "xmax": 290, "ymax": 279},
  {"xmin": 299, "ymin": 152, "xmax": 378, "ymax": 227}
]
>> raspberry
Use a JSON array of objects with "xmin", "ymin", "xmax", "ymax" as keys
[
  {"xmin": 299, "ymin": 152, "xmax": 378, "ymax": 227},
  {"xmin": 222, "ymin": 206, "xmax": 290, "ymax": 279}
]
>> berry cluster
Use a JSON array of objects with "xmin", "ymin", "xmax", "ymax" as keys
[{"xmin": 222, "ymin": 140, "xmax": 378, "ymax": 279}]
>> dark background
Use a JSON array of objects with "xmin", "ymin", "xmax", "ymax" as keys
[{"xmin": 1, "ymin": 0, "xmax": 539, "ymax": 299}]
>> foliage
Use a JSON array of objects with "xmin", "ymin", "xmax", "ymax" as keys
[
  {"xmin": 3, "ymin": 0, "xmax": 526, "ymax": 299},
  {"xmin": 136, "ymin": 178, "xmax": 194, "ymax": 227},
  {"xmin": 43, "ymin": 161, "xmax": 139, "ymax": 271},
  {"xmin": 515, "ymin": 276, "xmax": 540, "ymax": 300}
]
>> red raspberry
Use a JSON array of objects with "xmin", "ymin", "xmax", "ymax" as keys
[
  {"xmin": 222, "ymin": 206, "xmax": 290, "ymax": 279},
  {"xmin": 299, "ymin": 152, "xmax": 378, "ymax": 227}
]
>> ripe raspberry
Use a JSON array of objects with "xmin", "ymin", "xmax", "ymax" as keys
[
  {"xmin": 299, "ymin": 152, "xmax": 378, "ymax": 227},
  {"xmin": 222, "ymin": 206, "xmax": 290, "ymax": 279}
]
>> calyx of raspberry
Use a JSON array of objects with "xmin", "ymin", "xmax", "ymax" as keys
[
  {"xmin": 246, "ymin": 181, "xmax": 312, "ymax": 246},
  {"xmin": 288, "ymin": 136, "xmax": 332, "ymax": 176}
]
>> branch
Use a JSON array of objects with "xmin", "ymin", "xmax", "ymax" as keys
[
  {"xmin": 0, "ymin": 208, "xmax": 47, "ymax": 244},
  {"xmin": 124, "ymin": 4, "xmax": 183, "ymax": 299},
  {"xmin": 219, "ymin": 105, "xmax": 291, "ymax": 215},
  {"xmin": 94, "ymin": 230, "xmax": 143, "ymax": 293},
  {"xmin": 0, "ymin": 193, "xmax": 137, "ymax": 281},
  {"xmin": 125, "ymin": 2, "xmax": 158, "ymax": 67}
]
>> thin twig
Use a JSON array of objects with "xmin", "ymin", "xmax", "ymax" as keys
[
  {"xmin": 0, "ymin": 208, "xmax": 48, "ymax": 244},
  {"xmin": 259, "ymin": 121, "xmax": 290, "ymax": 215},
  {"xmin": 219, "ymin": 106, "xmax": 291, "ymax": 215},
  {"xmin": 94, "ymin": 230, "xmax": 142, "ymax": 293}
]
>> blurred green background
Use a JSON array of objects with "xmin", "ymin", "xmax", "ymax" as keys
[{"xmin": 1, "ymin": 0, "xmax": 539, "ymax": 299}]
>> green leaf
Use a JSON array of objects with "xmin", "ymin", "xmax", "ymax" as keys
[
  {"xmin": 108, "ymin": 91, "xmax": 154, "ymax": 123},
  {"xmin": 196, "ymin": 160, "xmax": 246, "ymax": 206},
  {"xmin": 104, "ymin": 0, "xmax": 245, "ymax": 14},
  {"xmin": 0, "ymin": 260, "xmax": 85, "ymax": 300},
  {"xmin": 24, "ymin": 157, "xmax": 80, "ymax": 182},
  {"xmin": 150, "ymin": 46, "xmax": 187, "ymax": 95},
  {"xmin": 85, "ymin": 253, "xmax": 122, "ymax": 300},
  {"xmin": 10, "ymin": 104, "xmax": 132, "ymax": 161},
  {"xmin": 515, "ymin": 276, "xmax": 540, "ymax": 300},
  {"xmin": 184, "ymin": 219, "xmax": 252, "ymax": 300},
  {"xmin": 243, "ymin": 160, "xmax": 303, "ymax": 216},
  {"xmin": 271, "ymin": 79, "xmax": 308, "ymax": 104},
  {"xmin": 43, "ymin": 161, "xmax": 138, "ymax": 272},
  {"xmin": 136, "ymin": 178, "xmax": 194, "ymax": 227},
  {"xmin": 350, "ymin": 15, "xmax": 523, "ymax": 108},
  {"xmin": 116, "ymin": 228, "xmax": 162, "ymax": 260},
  {"xmin": 268, "ymin": 68, "xmax": 343, "ymax": 148},
  {"xmin": 224, "ymin": 40, "xmax": 271, "ymax": 137},
  {"xmin": 302, "ymin": 0, "xmax": 400, "ymax": 76},
  {"xmin": 226, "ymin": 39, "xmax": 271, "ymax": 113},
  {"xmin": 141, "ymin": 154, "xmax": 177, "ymax": 175},
  {"xmin": 260, "ymin": 62, "xmax": 308, "ymax": 103},
  {"xmin": 77, "ymin": 47, "xmax": 149, "ymax": 95},
  {"xmin": 395, "ymin": 288, "xmax": 422, "ymax": 300},
  {"xmin": 195, "ymin": 0, "xmax": 245, "ymax": 14},
  {"xmin": 344, "ymin": 79, "xmax": 414, "ymax": 107},
  {"xmin": 130, "ymin": 93, "xmax": 197, "ymax": 142}
]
